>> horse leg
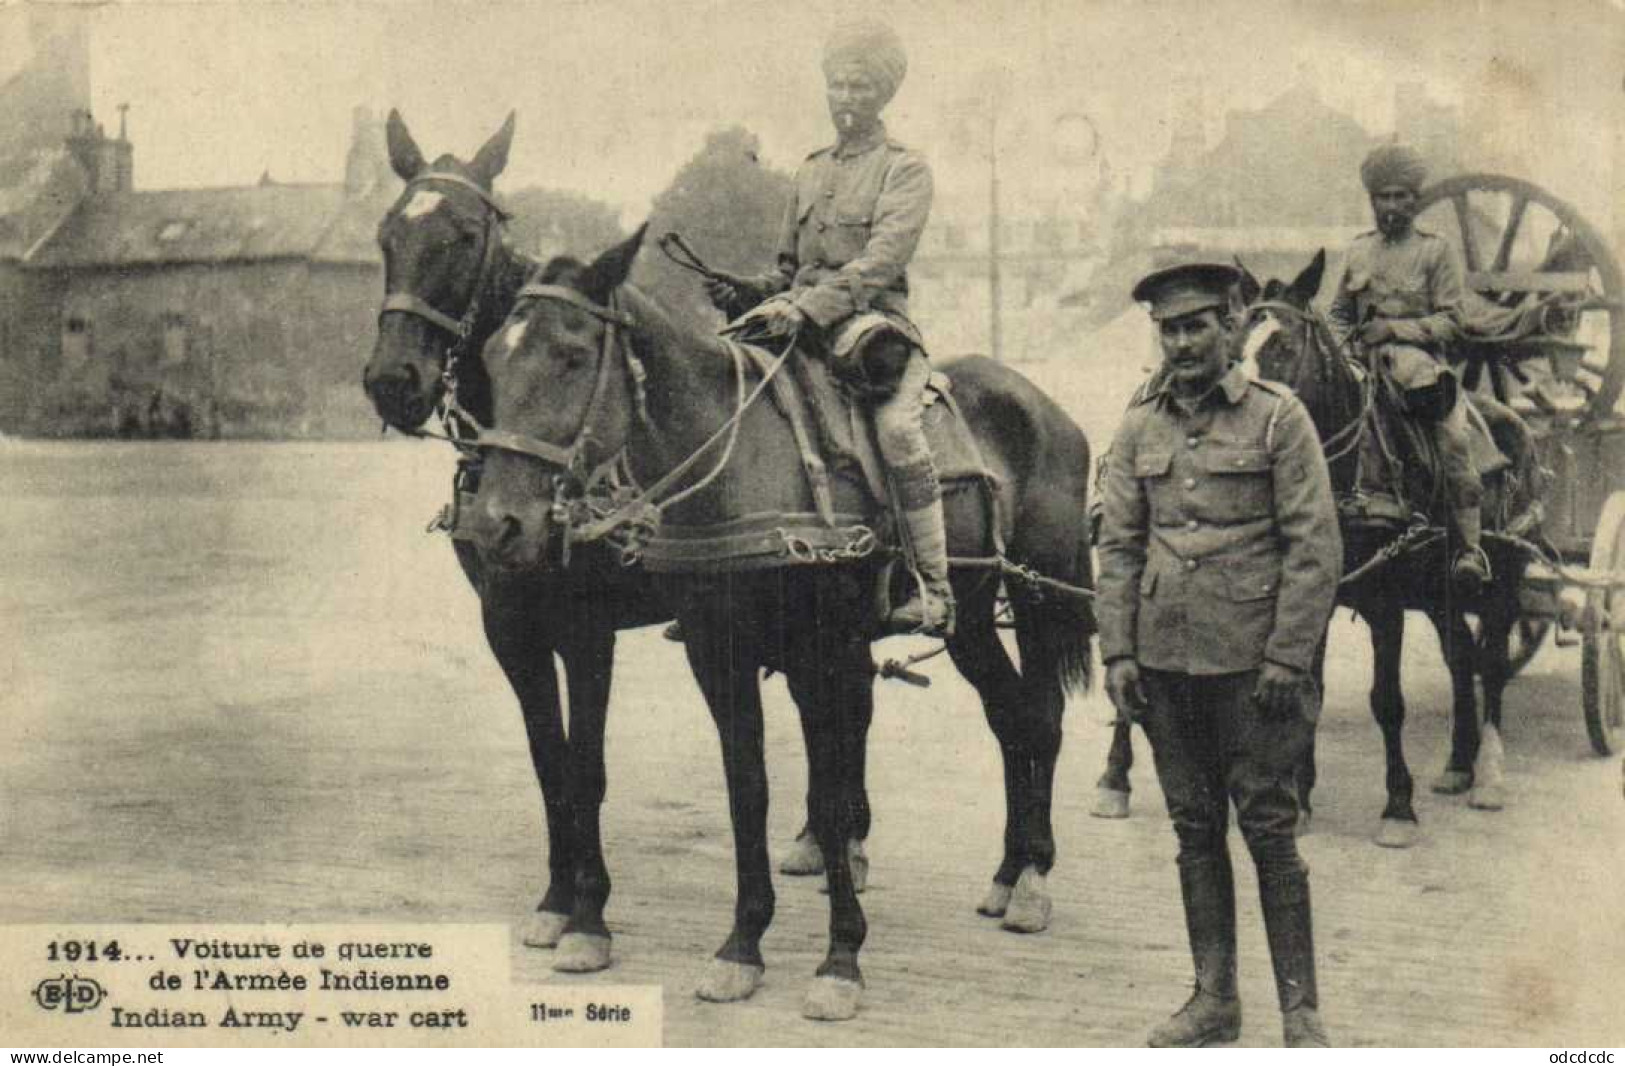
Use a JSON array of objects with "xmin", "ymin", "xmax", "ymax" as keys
[
  {"xmin": 1092, "ymin": 720, "xmax": 1134, "ymax": 820},
  {"xmin": 477, "ymin": 576, "xmax": 574, "ymax": 948},
  {"xmin": 1368, "ymin": 603, "xmax": 1419, "ymax": 848},
  {"xmin": 785, "ymin": 592, "xmax": 873, "ymax": 1021},
  {"xmin": 680, "ymin": 599, "xmax": 774, "ymax": 1004},
  {"xmin": 1468, "ymin": 604, "xmax": 1511, "ymax": 811},
  {"xmin": 551, "ymin": 627, "xmax": 617, "ymax": 973},
  {"xmin": 947, "ymin": 588, "xmax": 1051, "ymax": 930},
  {"xmin": 1426, "ymin": 609, "xmax": 1480, "ymax": 796}
]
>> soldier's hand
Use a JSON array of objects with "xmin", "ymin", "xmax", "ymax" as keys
[
  {"xmin": 1105, "ymin": 659, "xmax": 1148, "ymax": 722},
  {"xmin": 1359, "ymin": 319, "xmax": 1395, "ymax": 347},
  {"xmin": 758, "ymin": 300, "xmax": 805, "ymax": 337},
  {"xmin": 1253, "ymin": 661, "xmax": 1305, "ymax": 719},
  {"xmin": 703, "ymin": 277, "xmax": 739, "ymax": 311}
]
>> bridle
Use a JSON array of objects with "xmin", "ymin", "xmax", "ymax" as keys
[
  {"xmin": 469, "ymin": 282, "xmax": 796, "ymax": 561},
  {"xmin": 376, "ymin": 171, "xmax": 512, "ymax": 413},
  {"xmin": 1246, "ymin": 298, "xmax": 1370, "ymax": 465}
]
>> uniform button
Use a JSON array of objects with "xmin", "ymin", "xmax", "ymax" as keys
[
  {"xmin": 1183, "ymin": 477, "xmax": 1197, "ymax": 489},
  {"xmin": 824, "ymin": 189, "xmax": 835, "ymax": 198},
  {"xmin": 1233, "ymin": 457, "xmax": 1247, "ymax": 468},
  {"xmin": 1185, "ymin": 559, "xmax": 1198, "ymax": 571},
  {"xmin": 1186, "ymin": 436, "xmax": 1199, "ymax": 448},
  {"xmin": 1186, "ymin": 519, "xmax": 1199, "ymax": 530},
  {"xmin": 816, "ymin": 221, "xmax": 827, "ymax": 232}
]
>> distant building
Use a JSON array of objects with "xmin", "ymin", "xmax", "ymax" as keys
[
  {"xmin": 1069, "ymin": 83, "xmax": 1387, "ymax": 327},
  {"xmin": 0, "ymin": 10, "xmax": 396, "ymax": 437}
]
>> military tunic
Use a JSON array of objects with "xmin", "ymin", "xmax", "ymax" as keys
[
  {"xmin": 754, "ymin": 121, "xmax": 932, "ymax": 332},
  {"xmin": 1327, "ymin": 227, "xmax": 1466, "ymax": 361},
  {"xmin": 1096, "ymin": 366, "xmax": 1341, "ymax": 676}
]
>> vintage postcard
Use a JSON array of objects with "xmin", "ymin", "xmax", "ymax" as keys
[{"xmin": 2, "ymin": 0, "xmax": 1623, "ymax": 1049}]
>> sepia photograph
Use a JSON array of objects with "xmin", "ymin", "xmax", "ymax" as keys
[{"xmin": 2, "ymin": 0, "xmax": 1623, "ymax": 1049}]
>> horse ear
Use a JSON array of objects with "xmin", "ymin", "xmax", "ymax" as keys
[
  {"xmin": 1235, "ymin": 258, "xmax": 1261, "ymax": 306},
  {"xmin": 470, "ymin": 111, "xmax": 516, "ymax": 187},
  {"xmin": 1286, "ymin": 249, "xmax": 1327, "ymax": 307},
  {"xmin": 386, "ymin": 109, "xmax": 426, "ymax": 181},
  {"xmin": 578, "ymin": 224, "xmax": 649, "ymax": 304}
]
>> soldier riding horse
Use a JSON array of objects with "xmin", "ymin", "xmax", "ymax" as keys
[{"xmin": 464, "ymin": 224, "xmax": 1096, "ymax": 1020}]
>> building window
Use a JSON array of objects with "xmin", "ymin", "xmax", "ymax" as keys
[
  {"xmin": 62, "ymin": 314, "xmax": 91, "ymax": 368},
  {"xmin": 161, "ymin": 311, "xmax": 188, "ymax": 366}
]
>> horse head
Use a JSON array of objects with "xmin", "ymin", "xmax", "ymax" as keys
[
  {"xmin": 468, "ymin": 226, "xmax": 649, "ymax": 571},
  {"xmin": 363, "ymin": 109, "xmax": 516, "ymax": 432}
]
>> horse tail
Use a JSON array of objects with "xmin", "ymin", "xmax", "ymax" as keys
[{"xmin": 1009, "ymin": 525, "xmax": 1096, "ymax": 697}]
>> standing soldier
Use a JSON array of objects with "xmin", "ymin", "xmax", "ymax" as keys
[
  {"xmin": 701, "ymin": 19, "xmax": 950, "ymax": 636},
  {"xmin": 1097, "ymin": 263, "xmax": 1342, "ymax": 1047},
  {"xmin": 1328, "ymin": 142, "xmax": 1492, "ymax": 589}
]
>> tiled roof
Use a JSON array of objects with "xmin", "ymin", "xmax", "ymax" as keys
[{"xmin": 26, "ymin": 183, "xmax": 384, "ymax": 268}]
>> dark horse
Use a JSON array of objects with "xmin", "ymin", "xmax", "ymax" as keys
[
  {"xmin": 465, "ymin": 227, "xmax": 1095, "ymax": 1019},
  {"xmin": 1239, "ymin": 251, "xmax": 1542, "ymax": 847},
  {"xmin": 362, "ymin": 112, "xmax": 673, "ymax": 973}
]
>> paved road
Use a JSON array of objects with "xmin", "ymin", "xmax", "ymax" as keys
[{"xmin": 4, "ymin": 441, "xmax": 1621, "ymax": 1046}]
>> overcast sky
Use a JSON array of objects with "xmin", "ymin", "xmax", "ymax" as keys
[{"xmin": 5, "ymin": 0, "xmax": 1623, "ymax": 227}]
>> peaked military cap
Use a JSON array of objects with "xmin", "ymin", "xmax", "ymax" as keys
[{"xmin": 1132, "ymin": 262, "xmax": 1242, "ymax": 321}]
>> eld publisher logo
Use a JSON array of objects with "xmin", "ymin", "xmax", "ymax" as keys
[{"xmin": 32, "ymin": 975, "xmax": 106, "ymax": 1014}]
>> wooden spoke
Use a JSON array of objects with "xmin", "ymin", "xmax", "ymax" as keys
[
  {"xmin": 1453, "ymin": 193, "xmax": 1482, "ymax": 272},
  {"xmin": 1490, "ymin": 194, "xmax": 1530, "ymax": 274}
]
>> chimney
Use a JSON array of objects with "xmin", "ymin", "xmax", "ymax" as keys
[
  {"xmin": 343, "ymin": 105, "xmax": 387, "ymax": 197},
  {"xmin": 65, "ymin": 108, "xmax": 134, "ymax": 195}
]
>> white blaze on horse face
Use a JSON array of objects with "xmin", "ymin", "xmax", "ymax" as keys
[
  {"xmin": 500, "ymin": 321, "xmax": 528, "ymax": 355},
  {"xmin": 402, "ymin": 190, "xmax": 446, "ymax": 220},
  {"xmin": 1239, "ymin": 314, "xmax": 1280, "ymax": 380}
]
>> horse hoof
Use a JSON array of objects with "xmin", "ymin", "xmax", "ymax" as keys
[
  {"xmin": 976, "ymin": 880, "xmax": 1012, "ymax": 918},
  {"xmin": 1000, "ymin": 867, "xmax": 1052, "ymax": 934},
  {"xmin": 552, "ymin": 933, "xmax": 612, "ymax": 973},
  {"xmin": 818, "ymin": 839, "xmax": 868, "ymax": 895},
  {"xmin": 1470, "ymin": 727, "xmax": 1506, "ymax": 811},
  {"xmin": 521, "ymin": 910, "xmax": 569, "ymax": 949},
  {"xmin": 1431, "ymin": 770, "xmax": 1472, "ymax": 795},
  {"xmin": 1374, "ymin": 818, "xmax": 1418, "ymax": 849},
  {"xmin": 801, "ymin": 975, "xmax": 862, "ymax": 1022},
  {"xmin": 695, "ymin": 959, "xmax": 763, "ymax": 1003},
  {"xmin": 779, "ymin": 832, "xmax": 824, "ymax": 876},
  {"xmin": 1090, "ymin": 786, "xmax": 1131, "ymax": 819}
]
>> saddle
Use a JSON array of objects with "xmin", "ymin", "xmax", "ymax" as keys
[
  {"xmin": 1349, "ymin": 364, "xmax": 1512, "ymax": 528},
  {"xmin": 635, "ymin": 328, "xmax": 1000, "ymax": 575}
]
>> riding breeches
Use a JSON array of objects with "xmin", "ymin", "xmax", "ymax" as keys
[
  {"xmin": 872, "ymin": 350, "xmax": 938, "ymax": 511},
  {"xmin": 1137, "ymin": 668, "xmax": 1315, "ymax": 883},
  {"xmin": 1379, "ymin": 343, "xmax": 1484, "ymax": 511}
]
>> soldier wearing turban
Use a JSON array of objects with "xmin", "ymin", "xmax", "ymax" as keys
[
  {"xmin": 702, "ymin": 19, "xmax": 952, "ymax": 639},
  {"xmin": 1330, "ymin": 142, "xmax": 1494, "ymax": 589}
]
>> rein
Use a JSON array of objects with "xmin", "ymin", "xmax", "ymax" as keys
[
  {"xmin": 1248, "ymin": 299, "xmax": 1371, "ymax": 464},
  {"xmin": 470, "ymin": 284, "xmax": 800, "ymax": 556}
]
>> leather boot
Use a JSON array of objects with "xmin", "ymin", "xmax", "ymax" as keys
[
  {"xmin": 1148, "ymin": 854, "xmax": 1241, "ymax": 1047},
  {"xmin": 1260, "ymin": 869, "xmax": 1331, "ymax": 1048},
  {"xmin": 888, "ymin": 499, "xmax": 955, "ymax": 638},
  {"xmin": 1451, "ymin": 507, "xmax": 1491, "ymax": 591}
]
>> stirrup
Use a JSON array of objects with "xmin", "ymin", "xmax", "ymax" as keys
[
  {"xmin": 886, "ymin": 586, "xmax": 955, "ymax": 639},
  {"xmin": 1451, "ymin": 545, "xmax": 1492, "ymax": 587}
]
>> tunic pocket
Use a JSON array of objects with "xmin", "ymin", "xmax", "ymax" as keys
[
  {"xmin": 1198, "ymin": 447, "xmax": 1272, "ymax": 522},
  {"xmin": 1220, "ymin": 556, "xmax": 1281, "ymax": 602}
]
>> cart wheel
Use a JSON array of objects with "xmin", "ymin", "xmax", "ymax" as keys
[
  {"xmin": 1505, "ymin": 616, "xmax": 1552, "ymax": 678},
  {"xmin": 1582, "ymin": 492, "xmax": 1625, "ymax": 755},
  {"xmin": 1416, "ymin": 174, "xmax": 1625, "ymax": 424}
]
